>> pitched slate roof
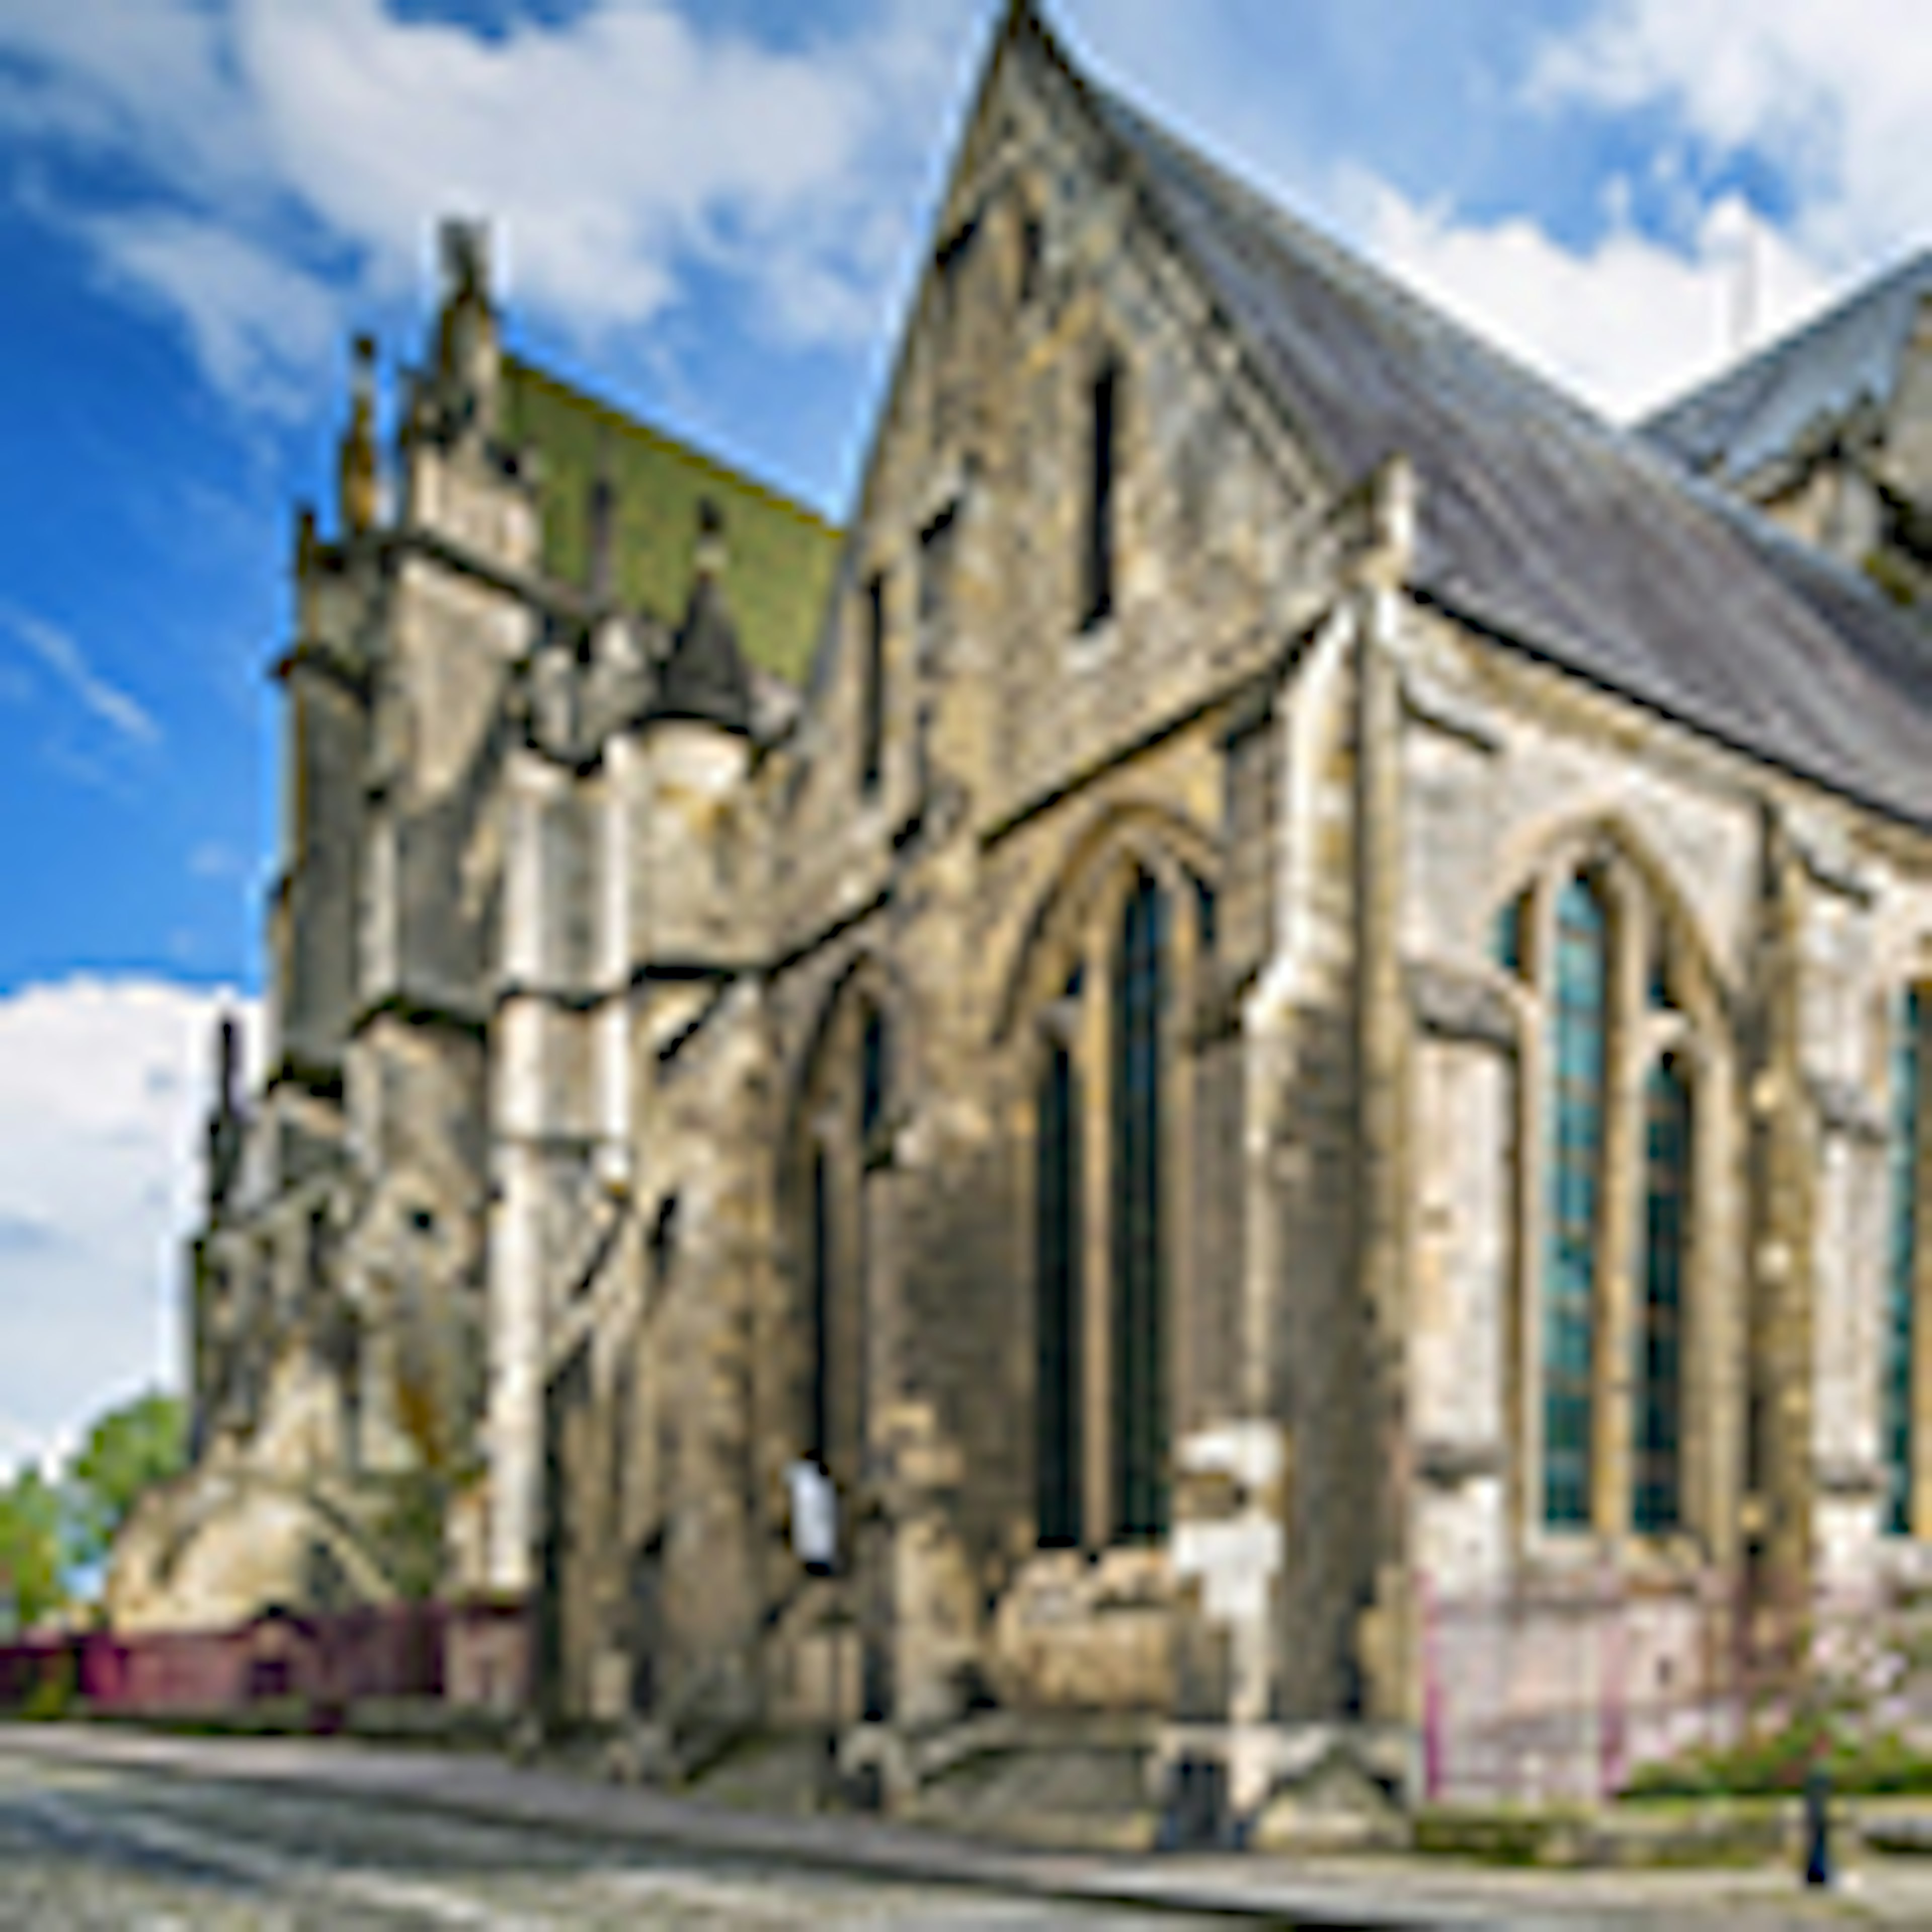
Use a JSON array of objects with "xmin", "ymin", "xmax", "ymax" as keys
[
  {"xmin": 1641, "ymin": 251, "xmax": 1932, "ymax": 486},
  {"xmin": 1066, "ymin": 52, "xmax": 1932, "ymax": 829}
]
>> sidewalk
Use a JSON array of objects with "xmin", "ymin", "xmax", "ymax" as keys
[{"xmin": 5, "ymin": 1721, "xmax": 1932, "ymax": 1928}]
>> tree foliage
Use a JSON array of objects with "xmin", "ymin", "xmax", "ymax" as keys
[
  {"xmin": 65, "ymin": 1390, "xmax": 187, "ymax": 1570},
  {"xmin": 0, "ymin": 1468, "xmax": 66, "ymax": 1635}
]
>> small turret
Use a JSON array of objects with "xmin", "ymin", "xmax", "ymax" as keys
[
  {"xmin": 337, "ymin": 334, "xmax": 379, "ymax": 536},
  {"xmin": 649, "ymin": 501, "xmax": 754, "ymax": 736},
  {"xmin": 433, "ymin": 218, "xmax": 501, "ymax": 445}
]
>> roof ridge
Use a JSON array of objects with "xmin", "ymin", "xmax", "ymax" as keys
[
  {"xmin": 1641, "ymin": 244, "xmax": 1932, "ymax": 441},
  {"xmin": 503, "ymin": 353, "xmax": 839, "ymax": 534}
]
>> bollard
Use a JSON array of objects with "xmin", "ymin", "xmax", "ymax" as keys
[{"xmin": 1803, "ymin": 1762, "xmax": 1833, "ymax": 1889}]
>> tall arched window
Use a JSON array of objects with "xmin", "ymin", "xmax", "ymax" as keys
[
  {"xmin": 1112, "ymin": 869, "xmax": 1167, "ymax": 1543},
  {"xmin": 1035, "ymin": 1040, "xmax": 1083, "ymax": 1548},
  {"xmin": 1886, "ymin": 989, "xmax": 1924, "ymax": 1536},
  {"xmin": 1544, "ymin": 872, "xmax": 1608, "ymax": 1529},
  {"xmin": 1635, "ymin": 1056, "xmax": 1692, "ymax": 1533}
]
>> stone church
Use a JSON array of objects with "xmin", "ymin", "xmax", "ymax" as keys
[{"xmin": 109, "ymin": 0, "xmax": 1932, "ymax": 1816}]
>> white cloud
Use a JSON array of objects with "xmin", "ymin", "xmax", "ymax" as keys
[
  {"xmin": 0, "ymin": 978, "xmax": 260, "ymax": 1483},
  {"xmin": 0, "ymin": 602, "xmax": 162, "ymax": 749},
  {"xmin": 1353, "ymin": 178, "xmax": 1830, "ymax": 421},
  {"xmin": 0, "ymin": 0, "xmax": 982, "ymax": 411},
  {"xmin": 1528, "ymin": 0, "xmax": 1932, "ymax": 272}
]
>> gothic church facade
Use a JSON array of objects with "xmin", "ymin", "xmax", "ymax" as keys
[{"xmin": 111, "ymin": 3, "xmax": 1932, "ymax": 1812}]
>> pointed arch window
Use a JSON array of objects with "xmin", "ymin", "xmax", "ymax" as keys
[
  {"xmin": 1543, "ymin": 871, "xmax": 1607, "ymax": 1530},
  {"xmin": 1497, "ymin": 848, "xmax": 1723, "ymax": 1548},
  {"xmin": 1635, "ymin": 1056, "xmax": 1692, "ymax": 1534}
]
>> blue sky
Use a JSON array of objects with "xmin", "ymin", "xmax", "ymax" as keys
[{"xmin": 0, "ymin": 0, "xmax": 1926, "ymax": 1478}]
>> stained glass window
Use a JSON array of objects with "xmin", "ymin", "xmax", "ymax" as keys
[
  {"xmin": 1634, "ymin": 1057, "xmax": 1691, "ymax": 1533},
  {"xmin": 1544, "ymin": 872, "xmax": 1606, "ymax": 1528},
  {"xmin": 1036, "ymin": 1044, "xmax": 1083, "ymax": 1548},
  {"xmin": 1886, "ymin": 990, "xmax": 1922, "ymax": 1536},
  {"xmin": 1111, "ymin": 870, "xmax": 1167, "ymax": 1542}
]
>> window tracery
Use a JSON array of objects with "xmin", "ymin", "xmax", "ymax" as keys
[{"xmin": 1492, "ymin": 839, "xmax": 1708, "ymax": 1546}]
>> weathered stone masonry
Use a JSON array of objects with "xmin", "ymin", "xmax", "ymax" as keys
[{"xmin": 110, "ymin": 0, "xmax": 1932, "ymax": 1819}]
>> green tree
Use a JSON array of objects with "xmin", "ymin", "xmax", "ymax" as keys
[
  {"xmin": 64, "ymin": 1391, "xmax": 187, "ymax": 1573},
  {"xmin": 0, "ymin": 1467, "xmax": 66, "ymax": 1634}
]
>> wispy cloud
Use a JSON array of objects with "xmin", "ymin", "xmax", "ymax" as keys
[
  {"xmin": 0, "ymin": 0, "xmax": 983, "ymax": 414},
  {"xmin": 0, "ymin": 602, "xmax": 162, "ymax": 749},
  {"xmin": 188, "ymin": 841, "xmax": 249, "ymax": 881}
]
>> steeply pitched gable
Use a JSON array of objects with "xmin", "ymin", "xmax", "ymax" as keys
[{"xmin": 1040, "ymin": 30, "xmax": 1932, "ymax": 829}]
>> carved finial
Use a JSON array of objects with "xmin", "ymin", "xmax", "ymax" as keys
[
  {"xmin": 440, "ymin": 219, "xmax": 491, "ymax": 314},
  {"xmin": 338, "ymin": 334, "xmax": 379, "ymax": 535},
  {"xmin": 433, "ymin": 217, "xmax": 500, "ymax": 441}
]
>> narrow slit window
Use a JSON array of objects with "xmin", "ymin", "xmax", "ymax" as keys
[
  {"xmin": 861, "ymin": 573, "xmax": 886, "ymax": 797},
  {"xmin": 1083, "ymin": 361, "xmax": 1119, "ymax": 632}
]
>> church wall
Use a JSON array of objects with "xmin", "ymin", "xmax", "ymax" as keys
[{"xmin": 1393, "ymin": 594, "xmax": 1932, "ymax": 1794}]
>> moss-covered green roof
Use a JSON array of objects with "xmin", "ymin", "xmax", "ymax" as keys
[{"xmin": 501, "ymin": 356, "xmax": 840, "ymax": 685}]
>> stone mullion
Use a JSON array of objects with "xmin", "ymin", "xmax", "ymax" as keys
[{"xmin": 1593, "ymin": 874, "xmax": 1647, "ymax": 1543}]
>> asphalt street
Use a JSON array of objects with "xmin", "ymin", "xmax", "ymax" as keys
[{"xmin": 0, "ymin": 1745, "xmax": 1237, "ymax": 1931}]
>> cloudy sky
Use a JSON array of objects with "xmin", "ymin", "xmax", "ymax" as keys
[{"xmin": 0, "ymin": 0, "xmax": 1927, "ymax": 1479}]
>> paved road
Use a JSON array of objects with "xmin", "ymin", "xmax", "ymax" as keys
[
  {"xmin": 0, "ymin": 1746, "xmax": 1237, "ymax": 1931},
  {"xmin": 13, "ymin": 1728, "xmax": 1932, "ymax": 1930}
]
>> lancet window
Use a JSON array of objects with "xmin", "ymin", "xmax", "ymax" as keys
[
  {"xmin": 1492, "ymin": 842, "xmax": 1708, "ymax": 1544},
  {"xmin": 1025, "ymin": 842, "xmax": 1212, "ymax": 1553}
]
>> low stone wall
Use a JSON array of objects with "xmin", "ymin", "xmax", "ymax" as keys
[{"xmin": 0, "ymin": 1598, "xmax": 529, "ymax": 1723}]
